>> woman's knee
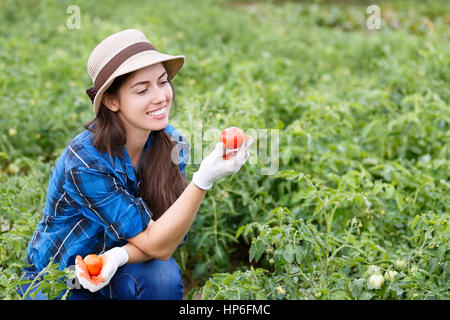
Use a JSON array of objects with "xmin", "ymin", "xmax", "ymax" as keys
[{"xmin": 111, "ymin": 257, "xmax": 183, "ymax": 300}]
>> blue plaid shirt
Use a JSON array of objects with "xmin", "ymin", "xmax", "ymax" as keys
[{"xmin": 26, "ymin": 123, "xmax": 190, "ymax": 272}]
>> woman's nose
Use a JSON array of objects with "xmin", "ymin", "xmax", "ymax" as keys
[{"xmin": 150, "ymin": 86, "xmax": 166, "ymax": 104}]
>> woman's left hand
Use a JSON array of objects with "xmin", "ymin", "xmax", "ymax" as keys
[{"xmin": 75, "ymin": 247, "xmax": 129, "ymax": 292}]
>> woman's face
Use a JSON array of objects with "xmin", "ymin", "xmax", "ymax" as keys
[{"xmin": 105, "ymin": 62, "xmax": 173, "ymax": 133}]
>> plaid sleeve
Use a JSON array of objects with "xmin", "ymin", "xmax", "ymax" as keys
[{"xmin": 63, "ymin": 167, "xmax": 153, "ymax": 241}]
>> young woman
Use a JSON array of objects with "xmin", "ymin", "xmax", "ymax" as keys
[{"xmin": 19, "ymin": 29, "xmax": 253, "ymax": 300}]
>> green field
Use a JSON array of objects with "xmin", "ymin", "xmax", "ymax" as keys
[{"xmin": 0, "ymin": 0, "xmax": 449, "ymax": 300}]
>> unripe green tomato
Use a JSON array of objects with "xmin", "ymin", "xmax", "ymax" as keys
[
  {"xmin": 395, "ymin": 259, "xmax": 406, "ymax": 270},
  {"xmin": 7, "ymin": 163, "xmax": 20, "ymax": 175},
  {"xmin": 369, "ymin": 274, "xmax": 385, "ymax": 289},
  {"xmin": 366, "ymin": 265, "xmax": 381, "ymax": 276},
  {"xmin": 384, "ymin": 270, "xmax": 398, "ymax": 281}
]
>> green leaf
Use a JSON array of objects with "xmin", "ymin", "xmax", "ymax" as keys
[
  {"xmin": 410, "ymin": 215, "xmax": 420, "ymax": 231},
  {"xmin": 428, "ymin": 257, "xmax": 439, "ymax": 274},
  {"xmin": 235, "ymin": 225, "xmax": 246, "ymax": 239},
  {"xmin": 295, "ymin": 246, "xmax": 305, "ymax": 265},
  {"xmin": 395, "ymin": 192, "xmax": 404, "ymax": 212},
  {"xmin": 214, "ymin": 245, "xmax": 226, "ymax": 264},
  {"xmin": 360, "ymin": 291, "xmax": 375, "ymax": 300},
  {"xmin": 0, "ymin": 151, "xmax": 9, "ymax": 160},
  {"xmin": 274, "ymin": 170, "xmax": 301, "ymax": 180},
  {"xmin": 350, "ymin": 278, "xmax": 365, "ymax": 298},
  {"xmin": 385, "ymin": 185, "xmax": 395, "ymax": 199},
  {"xmin": 329, "ymin": 290, "xmax": 349, "ymax": 300},
  {"xmin": 372, "ymin": 181, "xmax": 384, "ymax": 195},
  {"xmin": 244, "ymin": 223, "xmax": 254, "ymax": 237},
  {"xmin": 283, "ymin": 244, "xmax": 295, "ymax": 263},
  {"xmin": 249, "ymin": 241, "xmax": 256, "ymax": 262},
  {"xmin": 223, "ymin": 274, "xmax": 235, "ymax": 285},
  {"xmin": 255, "ymin": 291, "xmax": 267, "ymax": 299},
  {"xmin": 252, "ymin": 239, "xmax": 266, "ymax": 262},
  {"xmin": 362, "ymin": 158, "xmax": 379, "ymax": 166},
  {"xmin": 387, "ymin": 283, "xmax": 404, "ymax": 299}
]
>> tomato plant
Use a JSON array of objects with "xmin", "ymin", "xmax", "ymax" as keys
[{"xmin": 1, "ymin": 0, "xmax": 448, "ymax": 300}]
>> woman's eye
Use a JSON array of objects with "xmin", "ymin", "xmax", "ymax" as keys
[{"xmin": 137, "ymin": 82, "xmax": 168, "ymax": 94}]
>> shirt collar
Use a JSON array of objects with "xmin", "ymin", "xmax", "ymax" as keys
[{"xmin": 112, "ymin": 133, "xmax": 154, "ymax": 184}]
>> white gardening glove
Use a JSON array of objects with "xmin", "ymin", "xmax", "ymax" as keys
[
  {"xmin": 75, "ymin": 247, "xmax": 129, "ymax": 293},
  {"xmin": 192, "ymin": 135, "xmax": 254, "ymax": 190}
]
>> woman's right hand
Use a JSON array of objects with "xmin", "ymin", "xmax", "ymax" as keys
[{"xmin": 192, "ymin": 136, "xmax": 254, "ymax": 190}]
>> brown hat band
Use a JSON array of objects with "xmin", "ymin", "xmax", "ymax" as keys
[{"xmin": 86, "ymin": 41, "xmax": 156, "ymax": 103}]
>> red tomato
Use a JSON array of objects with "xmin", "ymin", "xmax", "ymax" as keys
[
  {"xmin": 220, "ymin": 127, "xmax": 245, "ymax": 160},
  {"xmin": 83, "ymin": 254, "xmax": 102, "ymax": 276},
  {"xmin": 220, "ymin": 127, "xmax": 245, "ymax": 149}
]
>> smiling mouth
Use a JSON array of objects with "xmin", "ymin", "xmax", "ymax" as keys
[{"xmin": 146, "ymin": 106, "xmax": 168, "ymax": 117}]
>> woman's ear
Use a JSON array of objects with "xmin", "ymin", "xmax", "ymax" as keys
[{"xmin": 102, "ymin": 93, "xmax": 120, "ymax": 112}]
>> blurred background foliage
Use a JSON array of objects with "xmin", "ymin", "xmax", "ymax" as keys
[{"xmin": 0, "ymin": 0, "xmax": 448, "ymax": 299}]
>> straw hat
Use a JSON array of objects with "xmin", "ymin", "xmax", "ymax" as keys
[{"xmin": 86, "ymin": 29, "xmax": 185, "ymax": 116}]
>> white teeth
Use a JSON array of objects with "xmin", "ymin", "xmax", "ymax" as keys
[{"xmin": 147, "ymin": 107, "xmax": 167, "ymax": 117}]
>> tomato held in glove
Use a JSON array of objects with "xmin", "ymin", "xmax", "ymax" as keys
[
  {"xmin": 220, "ymin": 127, "xmax": 245, "ymax": 160},
  {"xmin": 83, "ymin": 254, "xmax": 102, "ymax": 276}
]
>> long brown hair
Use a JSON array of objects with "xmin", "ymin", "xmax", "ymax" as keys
[{"xmin": 83, "ymin": 71, "xmax": 187, "ymax": 220}]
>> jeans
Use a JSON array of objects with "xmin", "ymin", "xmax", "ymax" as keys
[{"xmin": 18, "ymin": 257, "xmax": 184, "ymax": 300}]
